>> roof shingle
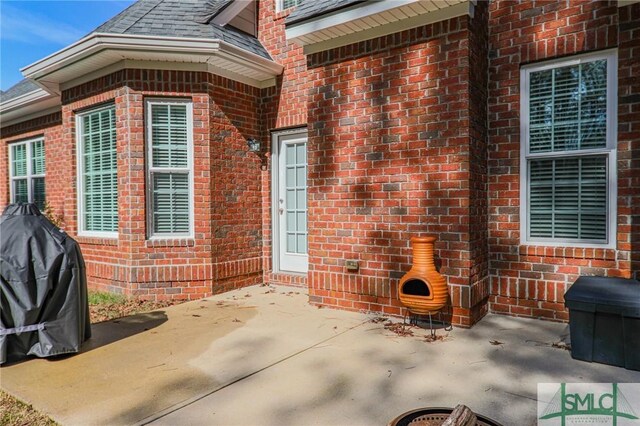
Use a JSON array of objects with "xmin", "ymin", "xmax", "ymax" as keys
[
  {"xmin": 0, "ymin": 79, "xmax": 41, "ymax": 103},
  {"xmin": 93, "ymin": 0, "xmax": 270, "ymax": 59},
  {"xmin": 286, "ymin": 0, "xmax": 366, "ymax": 25}
]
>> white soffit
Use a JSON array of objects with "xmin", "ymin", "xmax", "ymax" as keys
[
  {"xmin": 618, "ymin": 0, "xmax": 640, "ymax": 5},
  {"xmin": 21, "ymin": 33, "xmax": 283, "ymax": 93},
  {"xmin": 286, "ymin": 0, "xmax": 474, "ymax": 54}
]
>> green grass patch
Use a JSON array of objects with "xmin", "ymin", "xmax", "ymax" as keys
[{"xmin": 88, "ymin": 290, "xmax": 127, "ymax": 305}]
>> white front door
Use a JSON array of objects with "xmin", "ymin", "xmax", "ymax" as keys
[{"xmin": 273, "ymin": 130, "xmax": 308, "ymax": 273}]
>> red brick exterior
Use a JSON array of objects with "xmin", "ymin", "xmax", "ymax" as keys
[
  {"xmin": 2, "ymin": 70, "xmax": 264, "ymax": 301},
  {"xmin": 305, "ymin": 3, "xmax": 490, "ymax": 326},
  {"xmin": 487, "ymin": 0, "xmax": 639, "ymax": 321},
  {"xmin": 257, "ymin": 0, "xmax": 310, "ymax": 287},
  {"xmin": 1, "ymin": 1, "xmax": 638, "ymax": 326}
]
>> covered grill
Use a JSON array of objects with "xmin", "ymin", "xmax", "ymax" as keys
[{"xmin": 0, "ymin": 203, "xmax": 91, "ymax": 364}]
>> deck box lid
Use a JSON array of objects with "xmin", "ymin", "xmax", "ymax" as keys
[{"xmin": 564, "ymin": 276, "xmax": 640, "ymax": 315}]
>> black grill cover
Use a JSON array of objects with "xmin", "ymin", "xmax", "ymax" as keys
[{"xmin": 0, "ymin": 203, "xmax": 91, "ymax": 364}]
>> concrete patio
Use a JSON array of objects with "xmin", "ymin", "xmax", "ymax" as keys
[{"xmin": 2, "ymin": 284, "xmax": 638, "ymax": 425}]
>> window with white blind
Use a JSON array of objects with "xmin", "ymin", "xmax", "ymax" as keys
[
  {"xmin": 9, "ymin": 138, "xmax": 46, "ymax": 210},
  {"xmin": 520, "ymin": 50, "xmax": 617, "ymax": 248},
  {"xmin": 146, "ymin": 99, "xmax": 193, "ymax": 238},
  {"xmin": 76, "ymin": 105, "xmax": 118, "ymax": 237},
  {"xmin": 277, "ymin": 0, "xmax": 300, "ymax": 12}
]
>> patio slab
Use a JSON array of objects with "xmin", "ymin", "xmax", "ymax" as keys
[{"xmin": 2, "ymin": 285, "xmax": 638, "ymax": 425}]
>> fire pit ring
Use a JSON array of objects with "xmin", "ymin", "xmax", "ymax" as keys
[{"xmin": 388, "ymin": 407, "xmax": 503, "ymax": 426}]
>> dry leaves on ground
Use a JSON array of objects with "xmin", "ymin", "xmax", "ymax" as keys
[
  {"xmin": 89, "ymin": 298, "xmax": 180, "ymax": 323},
  {"xmin": 0, "ymin": 390, "xmax": 58, "ymax": 426}
]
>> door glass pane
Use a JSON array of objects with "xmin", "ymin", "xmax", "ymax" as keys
[
  {"xmin": 286, "ymin": 212, "xmax": 296, "ymax": 232},
  {"xmin": 286, "ymin": 144, "xmax": 295, "ymax": 164},
  {"xmin": 286, "ymin": 233, "xmax": 296, "ymax": 252},
  {"xmin": 296, "ymin": 143, "xmax": 306, "ymax": 163},
  {"xmin": 297, "ymin": 234, "xmax": 307, "ymax": 253},
  {"xmin": 296, "ymin": 166, "xmax": 305, "ymax": 187},
  {"xmin": 283, "ymin": 141, "xmax": 307, "ymax": 255}
]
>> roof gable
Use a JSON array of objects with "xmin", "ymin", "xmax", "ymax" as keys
[{"xmin": 91, "ymin": 0, "xmax": 268, "ymax": 59}]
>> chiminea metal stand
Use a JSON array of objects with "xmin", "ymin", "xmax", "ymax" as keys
[{"xmin": 403, "ymin": 306, "xmax": 453, "ymax": 337}]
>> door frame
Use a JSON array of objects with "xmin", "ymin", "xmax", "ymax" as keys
[{"xmin": 271, "ymin": 127, "xmax": 308, "ymax": 274}]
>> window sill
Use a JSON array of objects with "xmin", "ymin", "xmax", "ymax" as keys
[
  {"xmin": 76, "ymin": 236, "xmax": 119, "ymax": 246},
  {"xmin": 146, "ymin": 238, "xmax": 195, "ymax": 248},
  {"xmin": 274, "ymin": 7, "xmax": 295, "ymax": 20},
  {"xmin": 519, "ymin": 245, "xmax": 617, "ymax": 260}
]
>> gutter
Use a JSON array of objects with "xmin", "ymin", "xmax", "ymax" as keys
[{"xmin": 21, "ymin": 33, "xmax": 283, "ymax": 92}]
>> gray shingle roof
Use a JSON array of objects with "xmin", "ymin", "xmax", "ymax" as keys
[
  {"xmin": 93, "ymin": 0, "xmax": 270, "ymax": 59},
  {"xmin": 286, "ymin": 0, "xmax": 366, "ymax": 25},
  {"xmin": 0, "ymin": 79, "xmax": 41, "ymax": 103}
]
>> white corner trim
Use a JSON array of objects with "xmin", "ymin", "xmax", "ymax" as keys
[{"xmin": 212, "ymin": 0, "xmax": 253, "ymax": 26}]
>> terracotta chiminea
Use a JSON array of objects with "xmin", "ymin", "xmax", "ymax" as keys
[{"xmin": 398, "ymin": 236, "xmax": 448, "ymax": 315}]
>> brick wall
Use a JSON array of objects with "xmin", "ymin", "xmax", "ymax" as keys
[
  {"xmin": 257, "ymin": 0, "xmax": 310, "ymax": 287},
  {"xmin": 305, "ymin": 4, "xmax": 490, "ymax": 326},
  {"xmin": 487, "ymin": 0, "xmax": 638, "ymax": 320},
  {"xmin": 619, "ymin": 3, "xmax": 640, "ymax": 281},
  {"xmin": 2, "ymin": 69, "xmax": 264, "ymax": 300}
]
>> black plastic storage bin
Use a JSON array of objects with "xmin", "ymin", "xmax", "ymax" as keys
[{"xmin": 564, "ymin": 276, "xmax": 640, "ymax": 371}]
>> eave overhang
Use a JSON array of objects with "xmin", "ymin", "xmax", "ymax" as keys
[
  {"xmin": 21, "ymin": 32, "xmax": 284, "ymax": 93},
  {"xmin": 0, "ymin": 89, "xmax": 61, "ymax": 128},
  {"xmin": 286, "ymin": 0, "xmax": 475, "ymax": 54}
]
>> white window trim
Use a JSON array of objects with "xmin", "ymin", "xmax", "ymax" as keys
[
  {"xmin": 8, "ymin": 137, "xmax": 45, "ymax": 205},
  {"xmin": 519, "ymin": 49, "xmax": 617, "ymax": 249},
  {"xmin": 276, "ymin": 0, "xmax": 299, "ymax": 13},
  {"xmin": 145, "ymin": 98, "xmax": 194, "ymax": 240},
  {"xmin": 76, "ymin": 104, "xmax": 118, "ymax": 239}
]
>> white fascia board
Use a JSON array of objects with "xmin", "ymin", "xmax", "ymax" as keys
[
  {"xmin": 286, "ymin": 0, "xmax": 424, "ymax": 39},
  {"xmin": 618, "ymin": 0, "xmax": 640, "ymax": 6},
  {"xmin": 0, "ymin": 88, "xmax": 53, "ymax": 113},
  {"xmin": 212, "ymin": 0, "xmax": 253, "ymax": 26},
  {"xmin": 22, "ymin": 33, "xmax": 282, "ymax": 88}
]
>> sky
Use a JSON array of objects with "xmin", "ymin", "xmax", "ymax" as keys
[{"xmin": 1, "ymin": 0, "xmax": 135, "ymax": 91}]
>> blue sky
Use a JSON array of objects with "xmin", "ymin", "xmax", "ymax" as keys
[{"xmin": 1, "ymin": 0, "xmax": 135, "ymax": 91}]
